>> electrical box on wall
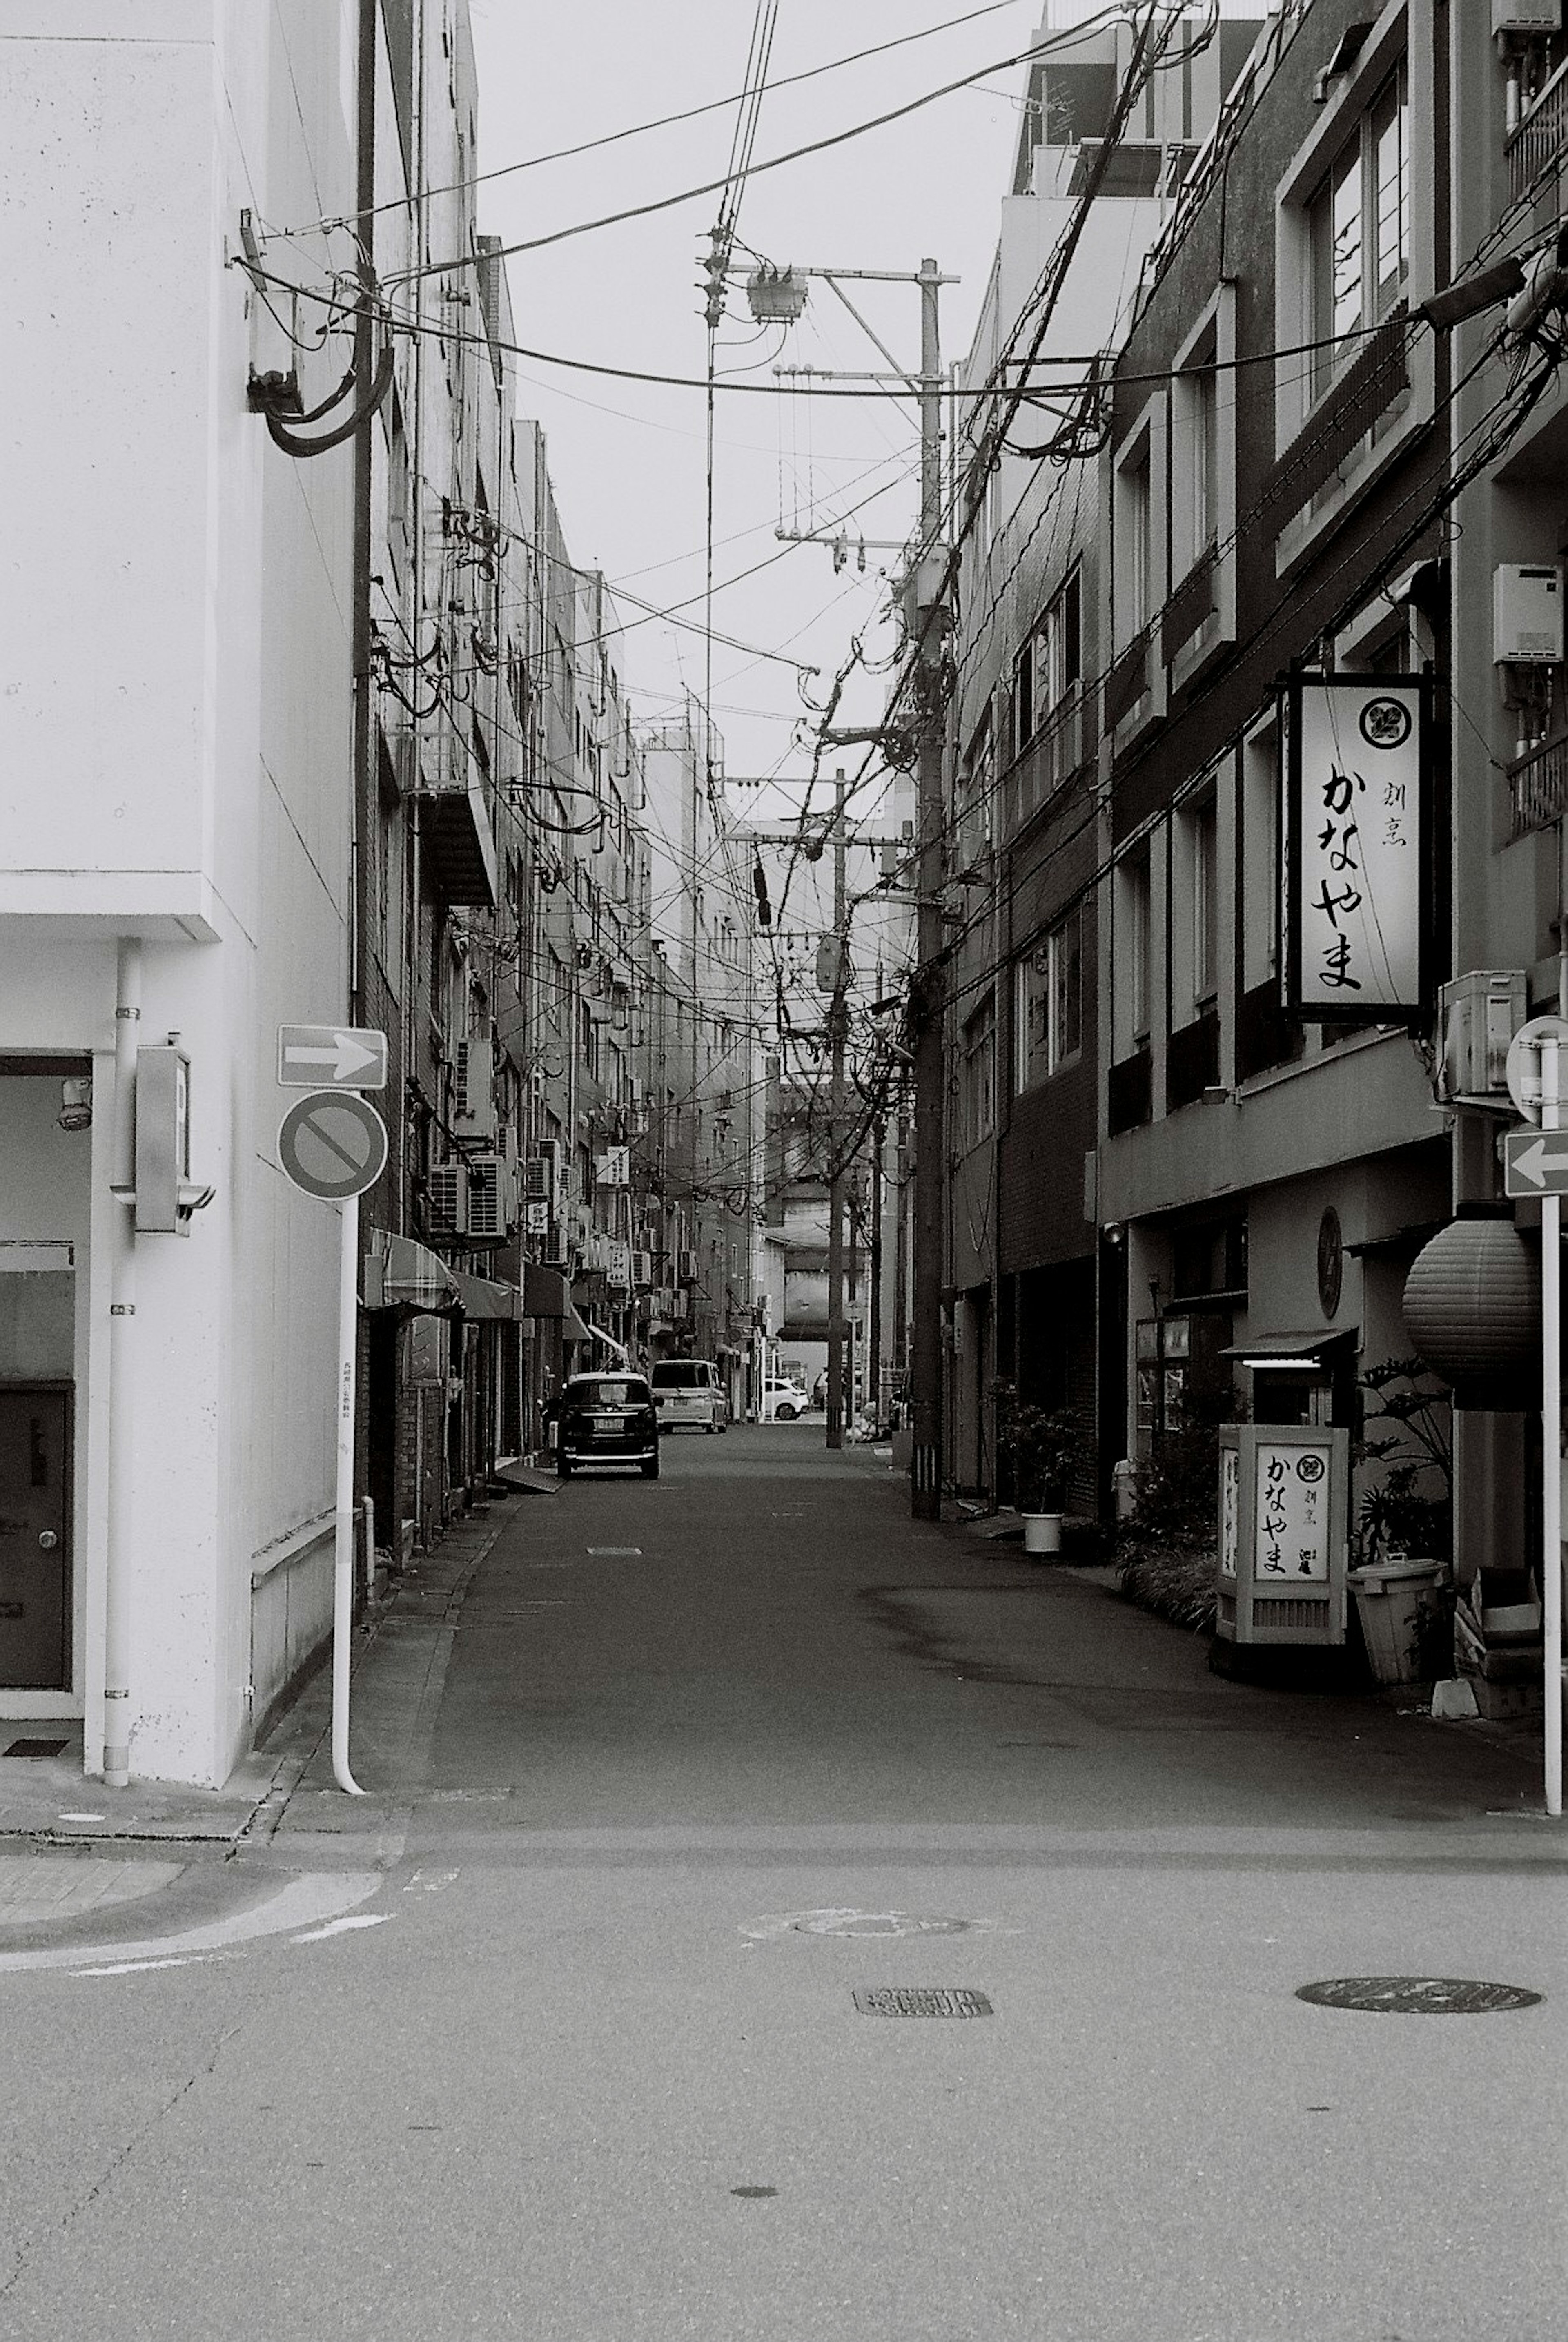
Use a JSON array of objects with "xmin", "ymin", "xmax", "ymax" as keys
[
  {"xmin": 1493, "ymin": 2, "xmax": 1561, "ymax": 31},
  {"xmin": 134, "ymin": 1047, "xmax": 191, "ymax": 1235},
  {"xmin": 1494, "ymin": 564, "xmax": 1564, "ymax": 661}
]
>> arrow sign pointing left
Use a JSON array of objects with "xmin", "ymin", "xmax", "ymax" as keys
[
  {"xmin": 1503, "ymin": 1130, "xmax": 1568, "ymax": 1195},
  {"xmin": 276, "ymin": 1025, "xmax": 388, "ymax": 1090}
]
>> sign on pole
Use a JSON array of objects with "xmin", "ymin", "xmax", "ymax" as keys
[
  {"xmin": 277, "ymin": 1024, "xmax": 388, "ymax": 1090},
  {"xmin": 1503, "ymin": 1129, "xmax": 1568, "ymax": 1196},
  {"xmin": 1504, "ymin": 1013, "xmax": 1568, "ymax": 1125},
  {"xmin": 1284, "ymin": 675, "xmax": 1432, "ymax": 1020},
  {"xmin": 278, "ymin": 1090, "xmax": 388, "ymax": 1201}
]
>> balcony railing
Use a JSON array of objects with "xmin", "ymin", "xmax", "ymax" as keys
[
  {"xmin": 1508, "ymin": 57, "xmax": 1568, "ymax": 203},
  {"xmin": 1510, "ymin": 727, "xmax": 1568, "ymax": 840}
]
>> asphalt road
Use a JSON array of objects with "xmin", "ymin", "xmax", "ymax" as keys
[{"xmin": 2, "ymin": 1426, "xmax": 1565, "ymax": 2340}]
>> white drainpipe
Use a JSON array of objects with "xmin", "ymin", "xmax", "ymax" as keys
[{"xmin": 103, "ymin": 937, "xmax": 141, "ymax": 1787}]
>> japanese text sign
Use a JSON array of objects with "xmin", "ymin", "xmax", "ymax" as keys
[
  {"xmin": 1285, "ymin": 676, "xmax": 1430, "ymax": 1020},
  {"xmin": 1253, "ymin": 1440, "xmax": 1331, "ymax": 1582}
]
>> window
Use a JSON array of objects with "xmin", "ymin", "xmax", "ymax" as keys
[
  {"xmin": 1307, "ymin": 61, "xmax": 1408, "ymax": 401},
  {"xmin": 961, "ymin": 993, "xmax": 996, "ymax": 1144},
  {"xmin": 1113, "ymin": 842, "xmax": 1153, "ymax": 1059},
  {"xmin": 1014, "ymin": 910, "xmax": 1082, "ymax": 1092},
  {"xmin": 1124, "ymin": 448, "xmax": 1152, "ymax": 633},
  {"xmin": 1241, "ymin": 722, "xmax": 1281, "ymax": 993},
  {"xmin": 956, "ymin": 715, "xmax": 993, "ymax": 870},
  {"xmin": 1172, "ymin": 344, "xmax": 1218, "ymax": 581},
  {"xmin": 1193, "ymin": 793, "xmax": 1219, "ymax": 1006}
]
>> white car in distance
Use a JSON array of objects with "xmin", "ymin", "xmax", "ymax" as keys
[{"xmin": 760, "ymin": 1377, "xmax": 808, "ymax": 1422}]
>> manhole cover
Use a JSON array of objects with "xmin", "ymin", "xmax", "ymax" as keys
[
  {"xmin": 741, "ymin": 1907, "xmax": 989, "ymax": 1941},
  {"xmin": 853, "ymin": 1987, "xmax": 992, "ymax": 2018},
  {"xmin": 586, "ymin": 1546, "xmax": 641, "ymax": 1556},
  {"xmin": 3, "ymin": 1739, "xmax": 68, "ymax": 1760},
  {"xmin": 1296, "ymin": 1976, "xmax": 1543, "ymax": 2015}
]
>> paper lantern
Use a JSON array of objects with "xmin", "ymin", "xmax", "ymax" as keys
[{"xmin": 1403, "ymin": 1215, "xmax": 1540, "ymax": 1409}]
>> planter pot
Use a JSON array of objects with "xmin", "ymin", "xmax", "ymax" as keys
[
  {"xmin": 1022, "ymin": 1512, "xmax": 1063, "ymax": 1558},
  {"xmin": 1348, "ymin": 1557, "xmax": 1451, "ymax": 1687}
]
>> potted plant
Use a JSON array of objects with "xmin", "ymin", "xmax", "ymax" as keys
[
  {"xmin": 1349, "ymin": 1358, "xmax": 1454, "ymax": 1685},
  {"xmin": 1004, "ymin": 1404, "xmax": 1086, "ymax": 1556}
]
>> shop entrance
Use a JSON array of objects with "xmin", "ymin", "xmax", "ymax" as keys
[{"xmin": 0, "ymin": 1385, "xmax": 71, "ymax": 1689}]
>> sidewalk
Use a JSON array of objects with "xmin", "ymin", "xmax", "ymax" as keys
[{"xmin": 0, "ymin": 1497, "xmax": 521, "ymax": 1940}]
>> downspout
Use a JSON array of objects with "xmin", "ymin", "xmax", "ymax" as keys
[
  {"xmin": 103, "ymin": 937, "xmax": 142, "ymax": 1788},
  {"xmin": 350, "ymin": 0, "xmax": 376, "ymax": 1025}
]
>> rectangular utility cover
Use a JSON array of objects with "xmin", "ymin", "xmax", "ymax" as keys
[
  {"xmin": 852, "ymin": 1987, "xmax": 992, "ymax": 2018},
  {"xmin": 276, "ymin": 1025, "xmax": 388, "ymax": 1090}
]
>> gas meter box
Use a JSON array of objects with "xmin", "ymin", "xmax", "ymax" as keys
[{"xmin": 134, "ymin": 1046, "xmax": 191, "ymax": 1235}]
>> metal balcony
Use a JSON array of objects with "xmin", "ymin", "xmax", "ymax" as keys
[
  {"xmin": 1508, "ymin": 58, "xmax": 1568, "ymax": 204},
  {"xmin": 419, "ymin": 735, "xmax": 499, "ymax": 907},
  {"xmin": 1509, "ymin": 727, "xmax": 1568, "ymax": 840}
]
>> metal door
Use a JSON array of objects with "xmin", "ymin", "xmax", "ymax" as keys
[{"xmin": 0, "ymin": 1386, "xmax": 70, "ymax": 1688}]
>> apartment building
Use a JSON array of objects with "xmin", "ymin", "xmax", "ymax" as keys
[{"xmin": 946, "ymin": 7, "xmax": 1261, "ymax": 1500}]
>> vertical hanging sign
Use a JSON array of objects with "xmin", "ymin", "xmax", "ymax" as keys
[{"xmin": 1284, "ymin": 674, "xmax": 1432, "ymax": 1020}]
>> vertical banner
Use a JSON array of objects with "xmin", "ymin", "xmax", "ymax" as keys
[{"xmin": 1285, "ymin": 674, "xmax": 1432, "ymax": 1020}]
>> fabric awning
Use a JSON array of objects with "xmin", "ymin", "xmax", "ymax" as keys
[
  {"xmin": 523, "ymin": 1263, "xmax": 570, "ymax": 1319},
  {"xmin": 562, "ymin": 1307, "xmax": 596, "ymax": 1346},
  {"xmin": 450, "ymin": 1269, "xmax": 524, "ymax": 1323},
  {"xmin": 1221, "ymin": 1329, "xmax": 1356, "ymax": 1369},
  {"xmin": 582, "ymin": 1317, "xmax": 630, "ymax": 1360},
  {"xmin": 364, "ymin": 1229, "xmax": 456, "ymax": 1314}
]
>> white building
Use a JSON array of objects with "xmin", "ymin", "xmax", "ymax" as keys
[{"xmin": 0, "ymin": 9, "xmax": 373, "ymax": 1783}]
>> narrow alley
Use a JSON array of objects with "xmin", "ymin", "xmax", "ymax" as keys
[{"xmin": 0, "ymin": 1435, "xmax": 1560, "ymax": 2341}]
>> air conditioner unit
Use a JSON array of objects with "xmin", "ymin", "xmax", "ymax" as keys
[
  {"xmin": 466, "ymin": 1154, "xmax": 506, "ymax": 1240},
  {"xmin": 1439, "ymin": 970, "xmax": 1528, "ymax": 1101},
  {"xmin": 631, "ymin": 1249, "xmax": 653, "ymax": 1288},
  {"xmin": 677, "ymin": 1248, "xmax": 698, "ymax": 1285},
  {"xmin": 542, "ymin": 1223, "xmax": 569, "ymax": 1269},
  {"xmin": 523, "ymin": 1155, "xmax": 551, "ymax": 1203},
  {"xmin": 427, "ymin": 1161, "xmax": 468, "ymax": 1237},
  {"xmin": 1493, "ymin": 2, "xmax": 1561, "ymax": 31},
  {"xmin": 454, "ymin": 1033, "xmax": 498, "ymax": 1140}
]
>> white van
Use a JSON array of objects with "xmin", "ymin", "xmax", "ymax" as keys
[{"xmin": 649, "ymin": 1357, "xmax": 726, "ymax": 1433}]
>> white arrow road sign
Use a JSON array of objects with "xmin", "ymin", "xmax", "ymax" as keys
[
  {"xmin": 1503, "ymin": 1130, "xmax": 1568, "ymax": 1195},
  {"xmin": 276, "ymin": 1025, "xmax": 388, "ymax": 1090}
]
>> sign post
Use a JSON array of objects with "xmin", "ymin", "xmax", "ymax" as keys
[
  {"xmin": 1544, "ymin": 1036, "xmax": 1563, "ymax": 1819},
  {"xmin": 278, "ymin": 1082, "xmax": 389, "ymax": 1798},
  {"xmin": 1503, "ymin": 1015, "xmax": 1568, "ymax": 1816}
]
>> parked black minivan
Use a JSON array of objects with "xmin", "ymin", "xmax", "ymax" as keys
[{"xmin": 554, "ymin": 1372, "xmax": 660, "ymax": 1479}]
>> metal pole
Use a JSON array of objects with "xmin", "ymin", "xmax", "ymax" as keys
[
  {"xmin": 910, "ymin": 255, "xmax": 946, "ymax": 1519},
  {"xmin": 103, "ymin": 936, "xmax": 142, "ymax": 1788},
  {"xmin": 826, "ymin": 772, "xmax": 848, "ymax": 1450},
  {"xmin": 333, "ymin": 1191, "xmax": 366, "ymax": 1796},
  {"xmin": 1544, "ymin": 1037, "xmax": 1563, "ymax": 1818}
]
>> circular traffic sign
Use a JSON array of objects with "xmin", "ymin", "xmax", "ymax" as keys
[
  {"xmin": 1504, "ymin": 1014, "xmax": 1568, "ymax": 1125},
  {"xmin": 278, "ymin": 1088, "xmax": 388, "ymax": 1200}
]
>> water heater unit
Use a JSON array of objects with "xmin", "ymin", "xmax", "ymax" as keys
[{"xmin": 1494, "ymin": 564, "xmax": 1564, "ymax": 662}]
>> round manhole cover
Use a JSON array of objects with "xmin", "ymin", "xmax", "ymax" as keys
[
  {"xmin": 1296, "ymin": 1976, "xmax": 1543, "ymax": 2015},
  {"xmin": 741, "ymin": 1907, "xmax": 985, "ymax": 1941}
]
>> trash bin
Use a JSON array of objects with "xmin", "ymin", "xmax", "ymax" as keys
[{"xmin": 1347, "ymin": 1557, "xmax": 1450, "ymax": 1686}]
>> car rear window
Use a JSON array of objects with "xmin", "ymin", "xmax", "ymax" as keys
[
  {"xmin": 651, "ymin": 1362, "xmax": 709, "ymax": 1389},
  {"xmin": 568, "ymin": 1377, "xmax": 650, "ymax": 1406}
]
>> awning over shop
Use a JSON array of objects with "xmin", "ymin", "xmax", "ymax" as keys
[
  {"xmin": 562, "ymin": 1307, "xmax": 597, "ymax": 1346},
  {"xmin": 1221, "ymin": 1329, "xmax": 1357, "ymax": 1370},
  {"xmin": 582, "ymin": 1317, "xmax": 630, "ymax": 1360},
  {"xmin": 449, "ymin": 1269, "xmax": 524, "ymax": 1322},
  {"xmin": 523, "ymin": 1263, "xmax": 570, "ymax": 1318},
  {"xmin": 364, "ymin": 1228, "xmax": 523, "ymax": 1321},
  {"xmin": 363, "ymin": 1229, "xmax": 455, "ymax": 1314}
]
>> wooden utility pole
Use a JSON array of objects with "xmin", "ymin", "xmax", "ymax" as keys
[
  {"xmin": 910, "ymin": 256, "xmax": 947, "ymax": 1518},
  {"xmin": 825, "ymin": 770, "xmax": 849, "ymax": 1449}
]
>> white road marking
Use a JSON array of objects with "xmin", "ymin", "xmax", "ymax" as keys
[
  {"xmin": 0, "ymin": 1870, "xmax": 384, "ymax": 1976},
  {"xmin": 57, "ymin": 1813, "xmax": 106, "ymax": 1823},
  {"xmin": 74, "ymin": 1956, "xmax": 203, "ymax": 1977},
  {"xmin": 291, "ymin": 1913, "xmax": 392, "ymax": 1942}
]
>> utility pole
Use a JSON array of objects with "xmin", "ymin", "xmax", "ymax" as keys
[
  {"xmin": 826, "ymin": 769, "xmax": 849, "ymax": 1450},
  {"xmin": 910, "ymin": 255, "xmax": 947, "ymax": 1520}
]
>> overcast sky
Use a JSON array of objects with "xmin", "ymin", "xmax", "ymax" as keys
[{"xmin": 466, "ymin": 0, "xmax": 1046, "ymax": 810}]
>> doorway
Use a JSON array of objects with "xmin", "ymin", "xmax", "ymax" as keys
[{"xmin": 0, "ymin": 1385, "xmax": 71, "ymax": 1689}]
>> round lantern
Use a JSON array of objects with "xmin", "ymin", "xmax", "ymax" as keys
[{"xmin": 1402, "ymin": 1212, "xmax": 1540, "ymax": 1410}]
